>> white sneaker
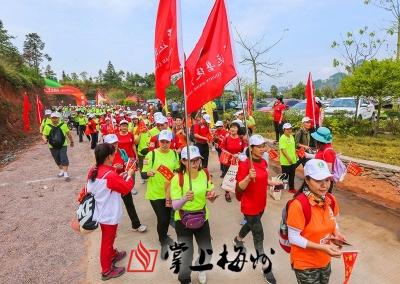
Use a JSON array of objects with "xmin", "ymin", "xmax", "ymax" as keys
[
  {"xmin": 64, "ymin": 175, "xmax": 71, "ymax": 182},
  {"xmin": 57, "ymin": 171, "xmax": 64, "ymax": 177},
  {"xmin": 132, "ymin": 225, "xmax": 147, "ymax": 232},
  {"xmin": 198, "ymin": 271, "xmax": 207, "ymax": 284},
  {"xmin": 140, "ymin": 179, "xmax": 145, "ymax": 184}
]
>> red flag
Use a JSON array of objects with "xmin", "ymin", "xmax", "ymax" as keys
[
  {"xmin": 219, "ymin": 150, "xmax": 232, "ymax": 166},
  {"xmin": 267, "ymin": 149, "xmax": 278, "ymax": 160},
  {"xmin": 154, "ymin": 0, "xmax": 183, "ymax": 106},
  {"xmin": 296, "ymin": 147, "xmax": 306, "ymax": 159},
  {"xmin": 23, "ymin": 93, "xmax": 31, "ymax": 132},
  {"xmin": 176, "ymin": 0, "xmax": 237, "ymax": 114},
  {"xmin": 36, "ymin": 95, "xmax": 43, "ymax": 125},
  {"xmin": 135, "ymin": 119, "xmax": 148, "ymax": 135},
  {"xmin": 247, "ymin": 89, "xmax": 253, "ymax": 116},
  {"xmin": 343, "ymin": 251, "xmax": 359, "ymax": 284},
  {"xmin": 157, "ymin": 164, "xmax": 175, "ymax": 181},
  {"xmin": 305, "ymin": 72, "xmax": 316, "ymax": 127},
  {"xmin": 347, "ymin": 162, "xmax": 362, "ymax": 176}
]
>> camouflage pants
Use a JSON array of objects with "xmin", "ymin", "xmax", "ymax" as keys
[{"xmin": 293, "ymin": 262, "xmax": 331, "ymax": 284}]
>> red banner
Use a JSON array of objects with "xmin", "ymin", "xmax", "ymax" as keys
[
  {"xmin": 135, "ymin": 119, "xmax": 148, "ymax": 135},
  {"xmin": 343, "ymin": 251, "xmax": 359, "ymax": 284},
  {"xmin": 305, "ymin": 72, "xmax": 316, "ymax": 128},
  {"xmin": 347, "ymin": 162, "xmax": 362, "ymax": 176},
  {"xmin": 36, "ymin": 95, "xmax": 43, "ymax": 125},
  {"xmin": 23, "ymin": 93, "xmax": 31, "ymax": 132},
  {"xmin": 125, "ymin": 158, "xmax": 138, "ymax": 172},
  {"xmin": 157, "ymin": 164, "xmax": 175, "ymax": 181},
  {"xmin": 267, "ymin": 149, "xmax": 278, "ymax": 160},
  {"xmin": 247, "ymin": 89, "xmax": 253, "ymax": 116},
  {"xmin": 219, "ymin": 150, "xmax": 232, "ymax": 166},
  {"xmin": 176, "ymin": 0, "xmax": 237, "ymax": 114},
  {"xmin": 296, "ymin": 147, "xmax": 306, "ymax": 159},
  {"xmin": 154, "ymin": 0, "xmax": 182, "ymax": 105}
]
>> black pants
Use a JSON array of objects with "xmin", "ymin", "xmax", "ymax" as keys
[
  {"xmin": 175, "ymin": 220, "xmax": 212, "ymax": 284},
  {"xmin": 238, "ymin": 211, "xmax": 265, "ymax": 258},
  {"xmin": 281, "ymin": 164, "xmax": 296, "ymax": 189},
  {"xmin": 328, "ymin": 180, "xmax": 334, "ymax": 194},
  {"xmin": 217, "ymin": 149, "xmax": 223, "ymax": 171},
  {"xmin": 78, "ymin": 125, "xmax": 90, "ymax": 142},
  {"xmin": 150, "ymin": 199, "xmax": 172, "ymax": 246},
  {"xmin": 90, "ymin": 132, "xmax": 98, "ymax": 150},
  {"xmin": 308, "ymin": 124, "xmax": 319, "ymax": 148},
  {"xmin": 295, "ymin": 157, "xmax": 310, "ymax": 169},
  {"xmin": 195, "ymin": 142, "xmax": 209, "ymax": 168},
  {"xmin": 122, "ymin": 193, "xmax": 141, "ymax": 229},
  {"xmin": 274, "ymin": 121, "xmax": 283, "ymax": 141},
  {"xmin": 213, "ymin": 110, "xmax": 219, "ymax": 123}
]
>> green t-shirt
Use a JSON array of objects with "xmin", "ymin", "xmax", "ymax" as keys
[
  {"xmin": 137, "ymin": 131, "xmax": 152, "ymax": 155},
  {"xmin": 41, "ymin": 117, "xmax": 51, "ymax": 127},
  {"xmin": 76, "ymin": 116, "xmax": 88, "ymax": 126},
  {"xmin": 279, "ymin": 134, "xmax": 296, "ymax": 166},
  {"xmin": 42, "ymin": 121, "xmax": 69, "ymax": 148},
  {"xmin": 170, "ymin": 170, "xmax": 214, "ymax": 221},
  {"xmin": 142, "ymin": 149, "xmax": 180, "ymax": 200}
]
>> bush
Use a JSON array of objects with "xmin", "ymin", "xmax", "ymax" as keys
[
  {"xmin": 252, "ymin": 111, "xmax": 274, "ymax": 133},
  {"xmin": 382, "ymin": 109, "xmax": 400, "ymax": 135}
]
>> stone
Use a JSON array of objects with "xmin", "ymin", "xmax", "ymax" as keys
[
  {"xmin": 389, "ymin": 181, "xmax": 397, "ymax": 187},
  {"xmin": 383, "ymin": 172, "xmax": 394, "ymax": 177},
  {"xmin": 376, "ymin": 175, "xmax": 386, "ymax": 179},
  {"xmin": 372, "ymin": 170, "xmax": 380, "ymax": 175}
]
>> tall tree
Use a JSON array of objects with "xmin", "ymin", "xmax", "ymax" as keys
[
  {"xmin": 288, "ymin": 82, "xmax": 306, "ymax": 99},
  {"xmin": 339, "ymin": 58, "xmax": 400, "ymax": 136},
  {"xmin": 234, "ymin": 28, "xmax": 289, "ymax": 109},
  {"xmin": 270, "ymin": 85, "xmax": 278, "ymax": 97},
  {"xmin": 44, "ymin": 65, "xmax": 57, "ymax": 80},
  {"xmin": 0, "ymin": 20, "xmax": 23, "ymax": 68},
  {"xmin": 80, "ymin": 71, "xmax": 88, "ymax": 81},
  {"xmin": 22, "ymin": 33, "xmax": 52, "ymax": 74}
]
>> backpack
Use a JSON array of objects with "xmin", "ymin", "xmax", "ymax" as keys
[
  {"xmin": 189, "ymin": 123, "xmax": 197, "ymax": 143},
  {"xmin": 47, "ymin": 123, "xmax": 66, "ymax": 148},
  {"xmin": 323, "ymin": 147, "xmax": 347, "ymax": 183},
  {"xmin": 76, "ymin": 171, "xmax": 113, "ymax": 233},
  {"xmin": 118, "ymin": 148, "xmax": 129, "ymax": 163},
  {"xmin": 177, "ymin": 168, "xmax": 211, "ymax": 189},
  {"xmin": 279, "ymin": 192, "xmax": 335, "ymax": 253}
]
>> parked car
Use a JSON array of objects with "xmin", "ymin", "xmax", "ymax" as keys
[
  {"xmin": 234, "ymin": 101, "xmax": 269, "ymax": 110},
  {"xmin": 215, "ymin": 100, "xmax": 238, "ymax": 111},
  {"xmin": 324, "ymin": 97, "xmax": 375, "ymax": 120},
  {"xmin": 257, "ymin": 99, "xmax": 300, "ymax": 114}
]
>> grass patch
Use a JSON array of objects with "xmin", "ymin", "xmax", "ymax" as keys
[{"xmin": 262, "ymin": 132, "xmax": 400, "ymax": 166}]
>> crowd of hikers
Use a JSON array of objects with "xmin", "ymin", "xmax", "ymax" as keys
[{"xmin": 42, "ymin": 98, "xmax": 347, "ymax": 284}]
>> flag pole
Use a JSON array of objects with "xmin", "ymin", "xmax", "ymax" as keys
[{"xmin": 236, "ymin": 77, "xmax": 255, "ymax": 178}]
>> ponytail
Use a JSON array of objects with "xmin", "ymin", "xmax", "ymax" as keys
[{"xmin": 91, "ymin": 143, "xmax": 115, "ymax": 182}]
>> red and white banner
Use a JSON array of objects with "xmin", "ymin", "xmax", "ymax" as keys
[
  {"xmin": 157, "ymin": 164, "xmax": 175, "ymax": 181},
  {"xmin": 267, "ymin": 149, "xmax": 279, "ymax": 160},
  {"xmin": 96, "ymin": 91, "xmax": 111, "ymax": 105},
  {"xmin": 296, "ymin": 147, "xmax": 306, "ymax": 159},
  {"xmin": 219, "ymin": 150, "xmax": 232, "ymax": 166},
  {"xmin": 347, "ymin": 162, "xmax": 362, "ymax": 176},
  {"xmin": 305, "ymin": 72, "xmax": 316, "ymax": 128},
  {"xmin": 154, "ymin": 0, "xmax": 183, "ymax": 106},
  {"xmin": 342, "ymin": 251, "xmax": 359, "ymax": 284},
  {"xmin": 176, "ymin": 0, "xmax": 237, "ymax": 114},
  {"xmin": 36, "ymin": 95, "xmax": 43, "ymax": 125},
  {"xmin": 23, "ymin": 92, "xmax": 31, "ymax": 132}
]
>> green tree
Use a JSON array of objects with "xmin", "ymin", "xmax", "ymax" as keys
[
  {"xmin": 70, "ymin": 72, "xmax": 79, "ymax": 82},
  {"xmin": 108, "ymin": 89, "xmax": 126, "ymax": 101},
  {"xmin": 288, "ymin": 82, "xmax": 306, "ymax": 99},
  {"xmin": 321, "ymin": 86, "xmax": 334, "ymax": 98},
  {"xmin": 103, "ymin": 61, "xmax": 122, "ymax": 86},
  {"xmin": 339, "ymin": 58, "xmax": 400, "ymax": 136},
  {"xmin": 22, "ymin": 33, "xmax": 52, "ymax": 74},
  {"xmin": 80, "ymin": 71, "xmax": 88, "ymax": 81},
  {"xmin": 0, "ymin": 20, "xmax": 23, "ymax": 68},
  {"xmin": 44, "ymin": 65, "xmax": 57, "ymax": 80},
  {"xmin": 270, "ymin": 85, "xmax": 278, "ymax": 97}
]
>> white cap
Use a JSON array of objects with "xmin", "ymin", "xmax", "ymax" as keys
[
  {"xmin": 119, "ymin": 113, "xmax": 125, "ymax": 117},
  {"xmin": 115, "ymin": 110, "xmax": 120, "ymax": 114},
  {"xmin": 142, "ymin": 111, "xmax": 147, "ymax": 115},
  {"xmin": 232, "ymin": 119, "xmax": 244, "ymax": 127},
  {"xmin": 304, "ymin": 159, "xmax": 333, "ymax": 180},
  {"xmin": 203, "ymin": 114, "xmax": 211, "ymax": 123},
  {"xmin": 132, "ymin": 111, "xmax": 138, "ymax": 116},
  {"xmin": 235, "ymin": 110, "xmax": 244, "ymax": 116},
  {"xmin": 112, "ymin": 119, "xmax": 116, "ymax": 123},
  {"xmin": 105, "ymin": 117, "xmax": 110, "ymax": 121},
  {"xmin": 249, "ymin": 134, "xmax": 266, "ymax": 146},
  {"xmin": 215, "ymin": 121, "xmax": 223, "ymax": 127},
  {"xmin": 283, "ymin": 123, "xmax": 292, "ymax": 129},
  {"xmin": 89, "ymin": 114, "xmax": 95, "ymax": 118},
  {"xmin": 302, "ymin": 116, "xmax": 313, "ymax": 123},
  {"xmin": 202, "ymin": 110, "xmax": 207, "ymax": 114},
  {"xmin": 120, "ymin": 120, "xmax": 129, "ymax": 125},
  {"xmin": 181, "ymin": 146, "xmax": 203, "ymax": 160},
  {"xmin": 137, "ymin": 109, "xmax": 143, "ymax": 112},
  {"xmin": 104, "ymin": 134, "xmax": 119, "ymax": 144},
  {"xmin": 45, "ymin": 109, "xmax": 52, "ymax": 115},
  {"xmin": 131, "ymin": 115, "xmax": 138, "ymax": 119},
  {"xmin": 50, "ymin": 112, "xmax": 60, "ymax": 118},
  {"xmin": 154, "ymin": 112, "xmax": 162, "ymax": 119},
  {"xmin": 158, "ymin": 130, "xmax": 173, "ymax": 141},
  {"xmin": 155, "ymin": 116, "xmax": 168, "ymax": 124},
  {"xmin": 127, "ymin": 107, "xmax": 131, "ymax": 110},
  {"xmin": 315, "ymin": 97, "xmax": 321, "ymax": 103}
]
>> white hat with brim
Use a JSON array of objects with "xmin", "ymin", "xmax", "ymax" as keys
[
  {"xmin": 181, "ymin": 146, "xmax": 203, "ymax": 160},
  {"xmin": 304, "ymin": 159, "xmax": 333, "ymax": 180},
  {"xmin": 203, "ymin": 114, "xmax": 211, "ymax": 123},
  {"xmin": 45, "ymin": 109, "xmax": 52, "ymax": 115},
  {"xmin": 50, "ymin": 112, "xmax": 60, "ymax": 118},
  {"xmin": 158, "ymin": 130, "xmax": 172, "ymax": 141},
  {"xmin": 215, "ymin": 121, "xmax": 223, "ymax": 127},
  {"xmin": 155, "ymin": 116, "xmax": 168, "ymax": 124},
  {"xmin": 104, "ymin": 134, "xmax": 119, "ymax": 144},
  {"xmin": 283, "ymin": 123, "xmax": 292, "ymax": 130},
  {"xmin": 302, "ymin": 117, "xmax": 312, "ymax": 123},
  {"xmin": 249, "ymin": 134, "xmax": 266, "ymax": 146},
  {"xmin": 120, "ymin": 120, "xmax": 129, "ymax": 125}
]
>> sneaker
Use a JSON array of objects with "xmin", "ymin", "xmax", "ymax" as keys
[
  {"xmin": 131, "ymin": 189, "xmax": 138, "ymax": 195},
  {"xmin": 132, "ymin": 225, "xmax": 147, "ymax": 232},
  {"xmin": 57, "ymin": 170, "xmax": 64, "ymax": 177},
  {"xmin": 140, "ymin": 179, "xmax": 145, "ymax": 184},
  {"xmin": 240, "ymin": 219, "xmax": 247, "ymax": 225},
  {"xmin": 111, "ymin": 250, "xmax": 126, "ymax": 264},
  {"xmin": 197, "ymin": 271, "xmax": 207, "ymax": 284},
  {"xmin": 220, "ymin": 173, "xmax": 225, "ymax": 178},
  {"xmin": 288, "ymin": 189, "xmax": 297, "ymax": 194},
  {"xmin": 101, "ymin": 266, "xmax": 125, "ymax": 281},
  {"xmin": 233, "ymin": 237, "xmax": 247, "ymax": 254},
  {"xmin": 225, "ymin": 192, "xmax": 232, "ymax": 203},
  {"xmin": 261, "ymin": 269, "xmax": 276, "ymax": 284},
  {"xmin": 166, "ymin": 235, "xmax": 175, "ymax": 246},
  {"xmin": 64, "ymin": 175, "xmax": 71, "ymax": 182},
  {"xmin": 160, "ymin": 245, "xmax": 169, "ymax": 260}
]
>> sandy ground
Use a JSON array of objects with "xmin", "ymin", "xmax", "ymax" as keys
[{"xmin": 0, "ymin": 134, "xmax": 399, "ymax": 283}]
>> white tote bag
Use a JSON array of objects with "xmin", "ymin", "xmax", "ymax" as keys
[
  {"xmin": 221, "ymin": 162, "xmax": 239, "ymax": 193},
  {"xmin": 269, "ymin": 173, "xmax": 287, "ymax": 201}
]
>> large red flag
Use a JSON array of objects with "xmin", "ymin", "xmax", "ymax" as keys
[
  {"xmin": 247, "ymin": 89, "xmax": 253, "ymax": 116},
  {"xmin": 154, "ymin": 0, "xmax": 183, "ymax": 106},
  {"xmin": 176, "ymin": 0, "xmax": 237, "ymax": 114},
  {"xmin": 23, "ymin": 93, "xmax": 31, "ymax": 132},
  {"xmin": 36, "ymin": 95, "xmax": 43, "ymax": 125},
  {"xmin": 305, "ymin": 72, "xmax": 316, "ymax": 127}
]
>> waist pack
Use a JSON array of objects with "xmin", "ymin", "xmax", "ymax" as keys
[{"xmin": 179, "ymin": 208, "xmax": 206, "ymax": 229}]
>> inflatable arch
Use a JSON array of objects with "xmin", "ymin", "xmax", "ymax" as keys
[{"xmin": 44, "ymin": 78, "xmax": 88, "ymax": 106}]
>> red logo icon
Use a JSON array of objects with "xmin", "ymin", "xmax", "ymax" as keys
[{"xmin": 127, "ymin": 241, "xmax": 158, "ymax": 272}]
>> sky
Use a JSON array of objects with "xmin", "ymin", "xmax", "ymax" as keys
[{"xmin": 1, "ymin": 0, "xmax": 396, "ymax": 91}]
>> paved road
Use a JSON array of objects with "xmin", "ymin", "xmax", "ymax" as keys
[{"xmin": 84, "ymin": 149, "xmax": 400, "ymax": 284}]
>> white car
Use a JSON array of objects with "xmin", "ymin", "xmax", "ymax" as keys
[{"xmin": 324, "ymin": 97, "xmax": 375, "ymax": 120}]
